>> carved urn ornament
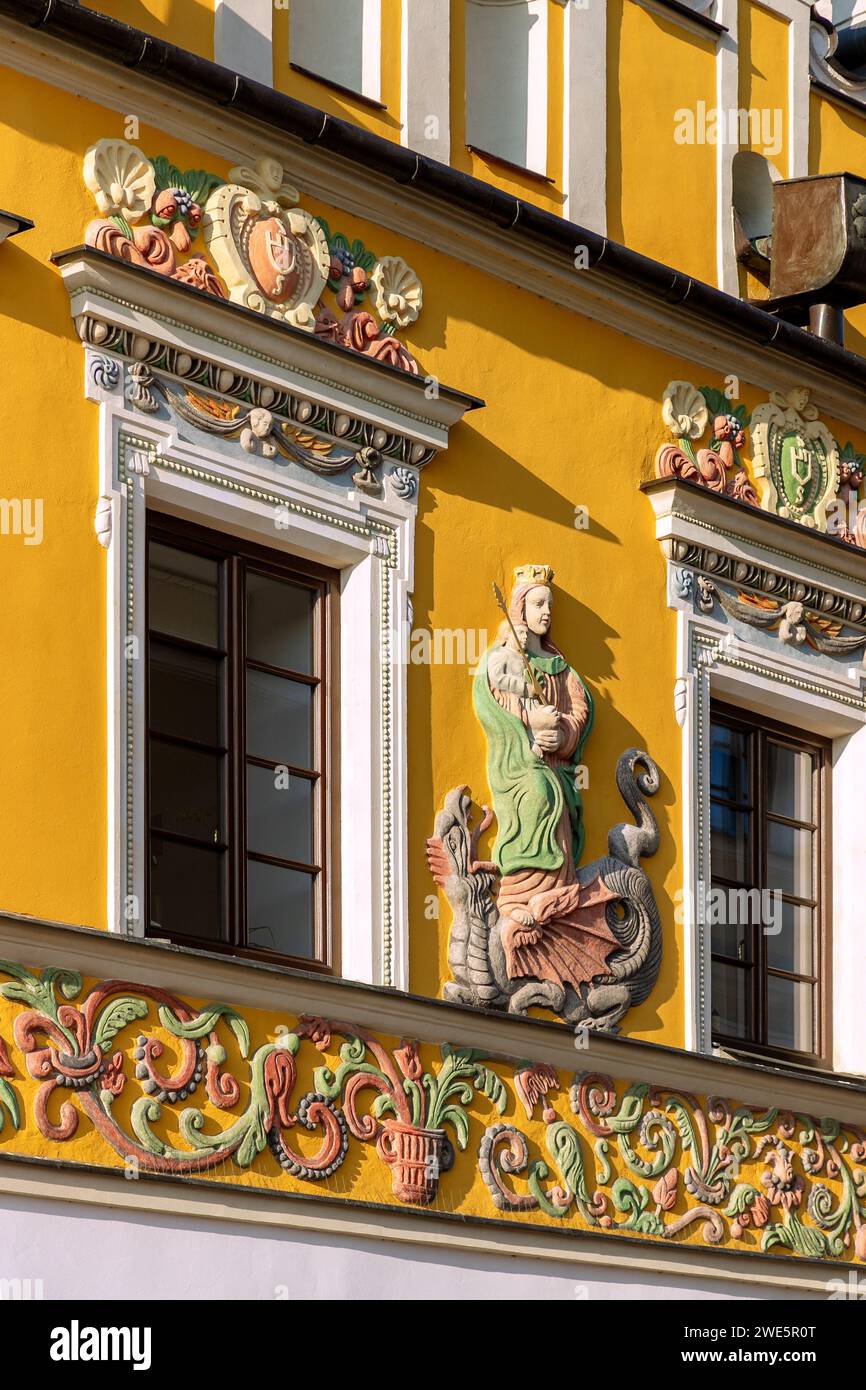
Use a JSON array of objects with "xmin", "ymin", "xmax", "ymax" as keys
[{"xmin": 427, "ymin": 566, "xmax": 662, "ymax": 1035}]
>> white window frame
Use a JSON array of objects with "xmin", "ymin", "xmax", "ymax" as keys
[
  {"xmin": 214, "ymin": 0, "xmax": 274, "ymax": 87},
  {"xmin": 465, "ymin": 0, "xmax": 550, "ymax": 176},
  {"xmin": 716, "ymin": 0, "xmax": 812, "ymax": 294},
  {"xmin": 649, "ymin": 479, "xmax": 866, "ymax": 1072},
  {"xmin": 290, "ymin": 0, "xmax": 382, "ymax": 104},
  {"xmin": 86, "ymin": 369, "xmax": 414, "ymax": 988}
]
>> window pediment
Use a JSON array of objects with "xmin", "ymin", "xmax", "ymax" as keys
[
  {"xmin": 54, "ymin": 244, "xmax": 481, "ymax": 494},
  {"xmin": 644, "ymin": 475, "xmax": 866, "ymax": 618}
]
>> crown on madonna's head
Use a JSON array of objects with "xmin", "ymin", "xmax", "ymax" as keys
[{"xmin": 513, "ymin": 563, "xmax": 554, "ymax": 586}]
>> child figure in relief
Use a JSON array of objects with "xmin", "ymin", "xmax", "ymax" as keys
[{"xmin": 474, "ymin": 566, "xmax": 621, "ymax": 997}]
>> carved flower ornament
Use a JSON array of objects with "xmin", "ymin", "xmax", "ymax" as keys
[
  {"xmin": 83, "ymin": 139, "xmax": 156, "ymax": 223},
  {"xmin": 760, "ymin": 1140, "xmax": 805, "ymax": 1212},
  {"xmin": 371, "ymin": 256, "xmax": 424, "ymax": 328}
]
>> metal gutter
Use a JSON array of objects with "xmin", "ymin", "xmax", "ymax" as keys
[{"xmin": 4, "ymin": 0, "xmax": 866, "ymax": 393}]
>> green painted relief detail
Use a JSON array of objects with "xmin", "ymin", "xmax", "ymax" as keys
[
  {"xmin": 473, "ymin": 647, "xmax": 592, "ymax": 875},
  {"xmin": 0, "ymin": 1078, "xmax": 19, "ymax": 1133}
]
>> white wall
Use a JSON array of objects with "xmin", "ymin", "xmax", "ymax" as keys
[{"xmin": 0, "ymin": 1194, "xmax": 824, "ymax": 1301}]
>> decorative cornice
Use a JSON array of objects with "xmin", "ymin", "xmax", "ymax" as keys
[
  {"xmin": 809, "ymin": 14, "xmax": 866, "ymax": 112},
  {"xmin": 670, "ymin": 538, "xmax": 866, "ymax": 633},
  {"xmin": 0, "ymin": 208, "xmax": 34, "ymax": 244},
  {"xmin": 1, "ymin": 912, "xmax": 864, "ymax": 1122},
  {"xmin": 644, "ymin": 477, "xmax": 866, "ymax": 605},
  {"xmin": 54, "ymin": 246, "xmax": 482, "ymax": 457},
  {"xmin": 7, "ymin": 8, "xmax": 866, "ymax": 426}
]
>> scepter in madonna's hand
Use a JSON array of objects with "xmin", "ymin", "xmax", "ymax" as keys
[{"xmin": 492, "ymin": 581, "xmax": 547, "ymax": 757}]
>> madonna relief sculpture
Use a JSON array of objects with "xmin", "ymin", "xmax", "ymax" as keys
[{"xmin": 427, "ymin": 565, "xmax": 662, "ymax": 1033}]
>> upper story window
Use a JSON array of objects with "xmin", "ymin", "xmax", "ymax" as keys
[
  {"xmin": 146, "ymin": 518, "xmax": 334, "ymax": 971},
  {"xmin": 465, "ymin": 0, "xmax": 549, "ymax": 176},
  {"xmin": 709, "ymin": 704, "xmax": 829, "ymax": 1066},
  {"xmin": 290, "ymin": 0, "xmax": 383, "ymax": 103}
]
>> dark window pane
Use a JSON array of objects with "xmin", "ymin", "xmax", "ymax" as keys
[
  {"xmin": 149, "ymin": 543, "xmax": 220, "ymax": 646},
  {"xmin": 711, "ymin": 960, "xmax": 751, "ymax": 1039},
  {"xmin": 247, "ymin": 764, "xmax": 313, "ymax": 863},
  {"xmin": 767, "ymin": 901, "xmax": 814, "ymax": 975},
  {"xmin": 710, "ymin": 802, "xmax": 750, "ymax": 882},
  {"xmin": 767, "ymin": 821, "xmax": 813, "ymax": 898},
  {"xmin": 247, "ymin": 860, "xmax": 314, "ymax": 958},
  {"xmin": 767, "ymin": 974, "xmax": 814, "ymax": 1053},
  {"xmin": 150, "ymin": 741, "xmax": 223, "ymax": 844},
  {"xmin": 709, "ymin": 886, "xmax": 752, "ymax": 962},
  {"xmin": 246, "ymin": 571, "xmax": 314, "ymax": 673},
  {"xmin": 767, "ymin": 742, "xmax": 813, "ymax": 823},
  {"xmin": 246, "ymin": 669, "xmax": 313, "ymax": 768},
  {"xmin": 150, "ymin": 641, "xmax": 222, "ymax": 745},
  {"xmin": 710, "ymin": 723, "xmax": 749, "ymax": 802},
  {"xmin": 150, "ymin": 837, "xmax": 224, "ymax": 941}
]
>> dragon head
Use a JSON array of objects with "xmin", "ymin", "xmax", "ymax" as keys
[{"xmin": 426, "ymin": 786, "xmax": 496, "ymax": 889}]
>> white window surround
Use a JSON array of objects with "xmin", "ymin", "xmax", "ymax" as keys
[
  {"xmin": 716, "ymin": 0, "xmax": 812, "ymax": 295},
  {"xmin": 465, "ymin": 0, "xmax": 550, "ymax": 177},
  {"xmin": 401, "ymin": 0, "xmax": 606, "ymax": 231},
  {"xmin": 647, "ymin": 478, "xmax": 866, "ymax": 1075},
  {"xmin": 562, "ymin": 0, "xmax": 607, "ymax": 231},
  {"xmin": 89, "ymin": 398, "xmax": 412, "ymax": 990},
  {"xmin": 58, "ymin": 248, "xmax": 478, "ymax": 993},
  {"xmin": 214, "ymin": 0, "xmax": 274, "ymax": 87},
  {"xmin": 290, "ymin": 0, "xmax": 382, "ymax": 103},
  {"xmin": 401, "ymin": 0, "xmax": 452, "ymax": 165}
]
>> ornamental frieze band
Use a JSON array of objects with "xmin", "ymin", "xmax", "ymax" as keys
[{"xmin": 0, "ymin": 956, "xmax": 863, "ymax": 1263}]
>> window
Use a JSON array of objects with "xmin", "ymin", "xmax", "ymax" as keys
[
  {"xmin": 146, "ymin": 518, "xmax": 334, "ymax": 970},
  {"xmin": 709, "ymin": 704, "xmax": 829, "ymax": 1064},
  {"xmin": 290, "ymin": 0, "xmax": 382, "ymax": 103},
  {"xmin": 465, "ymin": 0, "xmax": 549, "ymax": 176}
]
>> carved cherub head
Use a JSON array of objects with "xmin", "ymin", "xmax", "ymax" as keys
[{"xmin": 498, "ymin": 619, "xmax": 529, "ymax": 652}]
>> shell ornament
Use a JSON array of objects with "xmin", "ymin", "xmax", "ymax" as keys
[
  {"xmin": 661, "ymin": 380, "xmax": 710, "ymax": 441},
  {"xmin": 371, "ymin": 256, "xmax": 423, "ymax": 328},
  {"xmin": 83, "ymin": 139, "xmax": 156, "ymax": 223}
]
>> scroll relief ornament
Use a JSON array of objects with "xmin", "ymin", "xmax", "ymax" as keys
[
  {"xmin": 3, "ymin": 959, "xmax": 866, "ymax": 1257},
  {"xmin": 655, "ymin": 382, "xmax": 758, "ymax": 506},
  {"xmin": 427, "ymin": 566, "xmax": 662, "ymax": 1035},
  {"xmin": 81, "ymin": 142, "xmax": 424, "ymax": 373}
]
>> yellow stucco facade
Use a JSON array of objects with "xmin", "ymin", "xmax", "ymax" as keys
[{"xmin": 2, "ymin": 0, "xmax": 866, "ymax": 1299}]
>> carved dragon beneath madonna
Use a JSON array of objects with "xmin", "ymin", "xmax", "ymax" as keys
[{"xmin": 427, "ymin": 565, "xmax": 662, "ymax": 1034}]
